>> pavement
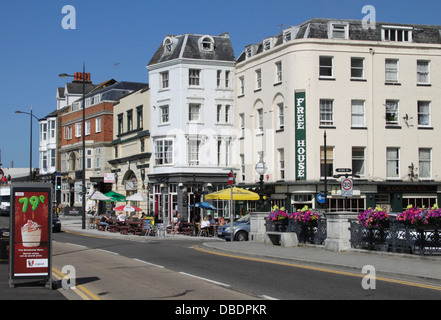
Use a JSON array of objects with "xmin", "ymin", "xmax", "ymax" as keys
[{"xmin": 58, "ymin": 215, "xmax": 441, "ymax": 286}]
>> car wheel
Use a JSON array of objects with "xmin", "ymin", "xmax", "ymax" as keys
[{"xmin": 234, "ymin": 231, "xmax": 248, "ymax": 241}]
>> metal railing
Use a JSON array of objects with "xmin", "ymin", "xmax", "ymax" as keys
[
  {"xmin": 349, "ymin": 217, "xmax": 441, "ymax": 255},
  {"xmin": 266, "ymin": 218, "xmax": 327, "ymax": 245}
]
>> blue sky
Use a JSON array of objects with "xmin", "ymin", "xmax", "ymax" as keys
[{"xmin": 1, "ymin": 0, "xmax": 440, "ymax": 168}]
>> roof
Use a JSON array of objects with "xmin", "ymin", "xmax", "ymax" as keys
[
  {"xmin": 148, "ymin": 33, "xmax": 235, "ymax": 66},
  {"xmin": 237, "ymin": 18, "xmax": 441, "ymax": 62},
  {"xmin": 85, "ymin": 81, "xmax": 148, "ymax": 101}
]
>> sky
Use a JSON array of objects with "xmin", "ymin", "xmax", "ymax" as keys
[{"xmin": 0, "ymin": 0, "xmax": 440, "ymax": 169}]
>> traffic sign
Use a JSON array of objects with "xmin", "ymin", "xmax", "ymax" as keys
[
  {"xmin": 228, "ymin": 171, "xmax": 234, "ymax": 186},
  {"xmin": 341, "ymin": 178, "xmax": 353, "ymax": 197},
  {"xmin": 317, "ymin": 192, "xmax": 326, "ymax": 204}
]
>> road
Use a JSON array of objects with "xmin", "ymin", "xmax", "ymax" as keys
[
  {"xmin": 2, "ymin": 216, "xmax": 441, "ymax": 302},
  {"xmin": 51, "ymin": 230, "xmax": 441, "ymax": 300}
]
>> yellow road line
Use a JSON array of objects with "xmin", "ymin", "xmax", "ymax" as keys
[
  {"xmin": 63, "ymin": 230, "xmax": 109, "ymax": 239},
  {"xmin": 192, "ymin": 245, "xmax": 441, "ymax": 292},
  {"xmin": 52, "ymin": 267, "xmax": 101, "ymax": 300}
]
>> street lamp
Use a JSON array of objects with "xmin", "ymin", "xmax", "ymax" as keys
[
  {"xmin": 59, "ymin": 63, "xmax": 87, "ymax": 229},
  {"xmin": 255, "ymin": 156, "xmax": 267, "ymax": 212},
  {"xmin": 15, "ymin": 106, "xmax": 40, "ymax": 182}
]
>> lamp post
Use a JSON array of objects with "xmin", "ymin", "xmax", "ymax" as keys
[
  {"xmin": 255, "ymin": 156, "xmax": 267, "ymax": 212},
  {"xmin": 59, "ymin": 63, "xmax": 87, "ymax": 229},
  {"xmin": 15, "ymin": 106, "xmax": 40, "ymax": 182}
]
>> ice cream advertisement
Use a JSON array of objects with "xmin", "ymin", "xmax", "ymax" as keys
[{"xmin": 10, "ymin": 184, "xmax": 51, "ymax": 281}]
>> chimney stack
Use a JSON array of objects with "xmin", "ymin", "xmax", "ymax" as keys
[{"xmin": 73, "ymin": 72, "xmax": 92, "ymax": 83}]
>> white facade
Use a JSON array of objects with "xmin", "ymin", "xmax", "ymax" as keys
[
  {"xmin": 149, "ymin": 59, "xmax": 237, "ymax": 175},
  {"xmin": 235, "ymin": 19, "xmax": 441, "ymax": 212},
  {"xmin": 38, "ymin": 116, "xmax": 57, "ymax": 175},
  {"xmin": 147, "ymin": 33, "xmax": 237, "ymax": 221}
]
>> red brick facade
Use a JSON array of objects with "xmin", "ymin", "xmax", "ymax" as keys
[{"xmin": 60, "ymin": 102, "xmax": 114, "ymax": 147}]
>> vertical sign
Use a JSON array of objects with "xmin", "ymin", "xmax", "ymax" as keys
[
  {"xmin": 9, "ymin": 183, "xmax": 52, "ymax": 288},
  {"xmin": 295, "ymin": 91, "xmax": 306, "ymax": 180}
]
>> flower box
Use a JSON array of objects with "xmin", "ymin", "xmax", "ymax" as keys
[
  {"xmin": 358, "ymin": 207, "xmax": 390, "ymax": 228},
  {"xmin": 396, "ymin": 205, "xmax": 441, "ymax": 229}
]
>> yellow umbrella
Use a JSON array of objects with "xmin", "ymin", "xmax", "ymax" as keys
[{"xmin": 205, "ymin": 187, "xmax": 260, "ymax": 201}]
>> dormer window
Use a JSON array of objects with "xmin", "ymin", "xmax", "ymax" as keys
[
  {"xmin": 328, "ymin": 22, "xmax": 349, "ymax": 40},
  {"xmin": 199, "ymin": 35, "xmax": 214, "ymax": 51},
  {"xmin": 163, "ymin": 36, "xmax": 177, "ymax": 53},
  {"xmin": 263, "ymin": 37, "xmax": 276, "ymax": 51},
  {"xmin": 381, "ymin": 26, "xmax": 412, "ymax": 42},
  {"xmin": 245, "ymin": 47, "xmax": 252, "ymax": 59},
  {"xmin": 244, "ymin": 44, "xmax": 258, "ymax": 59},
  {"xmin": 283, "ymin": 29, "xmax": 292, "ymax": 42},
  {"xmin": 263, "ymin": 39, "xmax": 271, "ymax": 51}
]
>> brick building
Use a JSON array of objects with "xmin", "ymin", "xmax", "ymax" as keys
[{"xmin": 59, "ymin": 79, "xmax": 147, "ymax": 209}]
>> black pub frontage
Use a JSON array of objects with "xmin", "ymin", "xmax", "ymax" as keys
[{"xmin": 372, "ymin": 183, "xmax": 440, "ymax": 212}]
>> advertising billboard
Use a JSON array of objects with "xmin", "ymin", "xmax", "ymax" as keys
[{"xmin": 9, "ymin": 183, "xmax": 52, "ymax": 288}]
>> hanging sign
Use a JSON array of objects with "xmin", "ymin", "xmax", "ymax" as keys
[
  {"xmin": 9, "ymin": 183, "xmax": 52, "ymax": 288},
  {"xmin": 295, "ymin": 91, "xmax": 306, "ymax": 180}
]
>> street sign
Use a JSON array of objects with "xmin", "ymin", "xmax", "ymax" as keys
[
  {"xmin": 228, "ymin": 171, "xmax": 234, "ymax": 186},
  {"xmin": 341, "ymin": 178, "xmax": 353, "ymax": 197},
  {"xmin": 317, "ymin": 193, "xmax": 326, "ymax": 204},
  {"xmin": 336, "ymin": 168, "xmax": 352, "ymax": 173}
]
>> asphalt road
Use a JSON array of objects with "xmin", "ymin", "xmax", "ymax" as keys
[
  {"xmin": 52, "ymin": 230, "xmax": 441, "ymax": 300},
  {"xmin": 2, "ymin": 216, "xmax": 441, "ymax": 302}
]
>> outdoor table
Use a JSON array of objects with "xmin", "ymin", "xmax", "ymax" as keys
[
  {"xmin": 126, "ymin": 220, "xmax": 143, "ymax": 235},
  {"xmin": 108, "ymin": 220, "xmax": 125, "ymax": 233}
]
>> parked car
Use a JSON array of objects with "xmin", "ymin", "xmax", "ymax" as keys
[{"xmin": 217, "ymin": 214, "xmax": 250, "ymax": 241}]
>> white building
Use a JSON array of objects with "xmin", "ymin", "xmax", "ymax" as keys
[
  {"xmin": 235, "ymin": 18, "xmax": 441, "ymax": 213},
  {"xmin": 147, "ymin": 33, "xmax": 237, "ymax": 222}
]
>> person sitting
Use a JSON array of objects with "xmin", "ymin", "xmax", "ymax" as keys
[
  {"xmin": 99, "ymin": 213, "xmax": 109, "ymax": 230},
  {"xmin": 208, "ymin": 215, "xmax": 216, "ymax": 236},
  {"xmin": 200, "ymin": 216, "xmax": 210, "ymax": 236},
  {"xmin": 173, "ymin": 213, "xmax": 184, "ymax": 234},
  {"xmin": 117, "ymin": 212, "xmax": 126, "ymax": 222}
]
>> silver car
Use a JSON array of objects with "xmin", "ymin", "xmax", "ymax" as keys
[{"xmin": 217, "ymin": 214, "xmax": 250, "ymax": 241}]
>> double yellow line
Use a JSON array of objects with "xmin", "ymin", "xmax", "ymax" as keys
[{"xmin": 52, "ymin": 268, "xmax": 101, "ymax": 300}]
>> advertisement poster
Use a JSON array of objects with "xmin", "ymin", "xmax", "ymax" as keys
[{"xmin": 9, "ymin": 183, "xmax": 52, "ymax": 284}]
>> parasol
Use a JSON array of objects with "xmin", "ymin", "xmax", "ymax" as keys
[
  {"xmin": 205, "ymin": 187, "xmax": 259, "ymax": 201},
  {"xmin": 113, "ymin": 205, "xmax": 142, "ymax": 212}
]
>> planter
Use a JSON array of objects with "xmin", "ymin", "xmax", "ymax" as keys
[
  {"xmin": 414, "ymin": 221, "xmax": 441, "ymax": 230},
  {"xmin": 366, "ymin": 220, "xmax": 390, "ymax": 229},
  {"xmin": 297, "ymin": 220, "xmax": 318, "ymax": 228},
  {"xmin": 266, "ymin": 219, "xmax": 289, "ymax": 232}
]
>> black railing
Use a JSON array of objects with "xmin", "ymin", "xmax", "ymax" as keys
[
  {"xmin": 349, "ymin": 217, "xmax": 441, "ymax": 255},
  {"xmin": 266, "ymin": 218, "xmax": 327, "ymax": 245}
]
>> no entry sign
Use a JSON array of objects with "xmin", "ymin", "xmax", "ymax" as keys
[
  {"xmin": 228, "ymin": 171, "xmax": 234, "ymax": 186},
  {"xmin": 341, "ymin": 178, "xmax": 353, "ymax": 197}
]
